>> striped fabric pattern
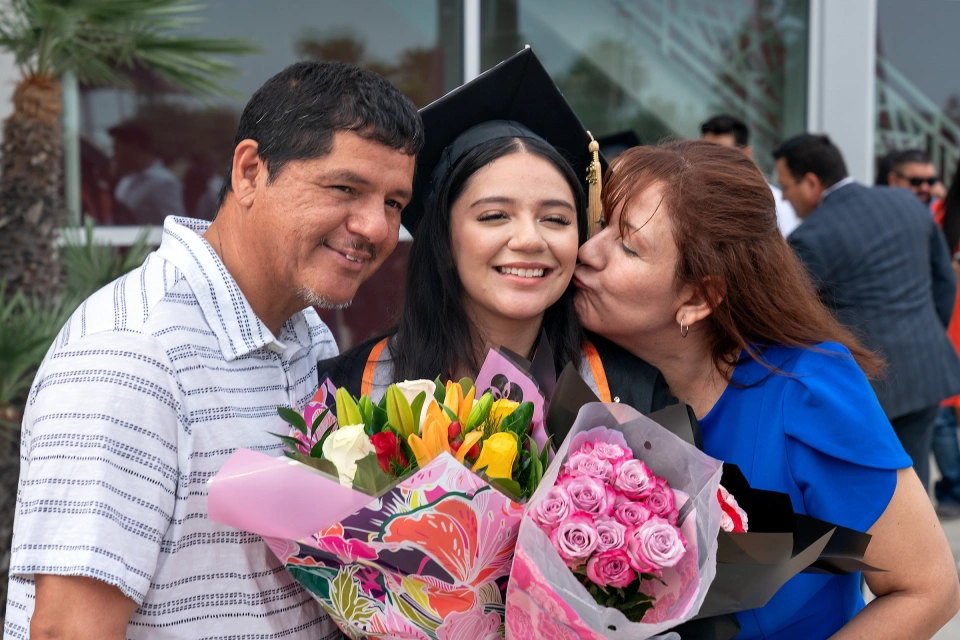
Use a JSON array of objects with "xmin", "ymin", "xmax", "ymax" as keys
[{"xmin": 4, "ymin": 217, "xmax": 342, "ymax": 639}]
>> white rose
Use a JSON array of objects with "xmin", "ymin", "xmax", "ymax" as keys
[
  {"xmin": 321, "ymin": 423, "xmax": 375, "ymax": 488},
  {"xmin": 395, "ymin": 379, "xmax": 437, "ymax": 425}
]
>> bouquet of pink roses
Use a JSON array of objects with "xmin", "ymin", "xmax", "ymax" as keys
[
  {"xmin": 505, "ymin": 402, "xmax": 724, "ymax": 639},
  {"xmin": 532, "ymin": 431, "xmax": 691, "ymax": 622}
]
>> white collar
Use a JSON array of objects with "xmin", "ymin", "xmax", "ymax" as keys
[
  {"xmin": 155, "ymin": 216, "xmax": 312, "ymax": 360},
  {"xmin": 820, "ymin": 176, "xmax": 856, "ymax": 203}
]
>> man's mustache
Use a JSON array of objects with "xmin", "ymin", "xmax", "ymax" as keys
[{"xmin": 320, "ymin": 238, "xmax": 378, "ymax": 262}]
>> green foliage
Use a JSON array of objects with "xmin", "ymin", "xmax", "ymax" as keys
[
  {"xmin": 61, "ymin": 218, "xmax": 152, "ymax": 305},
  {"xmin": 575, "ymin": 567, "xmax": 657, "ymax": 623},
  {"xmin": 0, "ymin": 0, "xmax": 258, "ymax": 96},
  {"xmin": 351, "ymin": 453, "xmax": 396, "ymax": 495},
  {"xmin": 0, "ymin": 281, "xmax": 70, "ymax": 407}
]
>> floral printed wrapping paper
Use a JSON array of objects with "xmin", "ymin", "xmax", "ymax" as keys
[{"xmin": 211, "ymin": 448, "xmax": 522, "ymax": 639}]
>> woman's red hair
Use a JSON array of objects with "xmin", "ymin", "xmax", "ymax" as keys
[{"xmin": 604, "ymin": 140, "xmax": 883, "ymax": 378}]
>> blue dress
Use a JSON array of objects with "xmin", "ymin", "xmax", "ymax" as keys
[{"xmin": 699, "ymin": 342, "xmax": 912, "ymax": 639}]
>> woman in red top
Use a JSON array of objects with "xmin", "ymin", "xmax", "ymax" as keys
[{"xmin": 932, "ymin": 163, "xmax": 960, "ymax": 517}]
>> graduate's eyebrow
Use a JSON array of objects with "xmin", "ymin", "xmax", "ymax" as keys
[{"xmin": 469, "ymin": 196, "xmax": 575, "ymax": 211}]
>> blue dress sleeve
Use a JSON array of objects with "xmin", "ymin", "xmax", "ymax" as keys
[{"xmin": 780, "ymin": 343, "xmax": 913, "ymax": 532}]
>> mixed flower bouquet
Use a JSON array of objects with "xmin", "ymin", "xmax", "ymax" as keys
[
  {"xmin": 274, "ymin": 373, "xmax": 549, "ymax": 502},
  {"xmin": 505, "ymin": 401, "xmax": 725, "ymax": 640},
  {"xmin": 208, "ymin": 347, "xmax": 556, "ymax": 640}
]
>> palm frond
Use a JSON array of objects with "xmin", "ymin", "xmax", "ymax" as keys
[{"xmin": 0, "ymin": 0, "xmax": 258, "ymax": 96}]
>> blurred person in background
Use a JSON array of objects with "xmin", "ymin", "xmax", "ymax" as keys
[
  {"xmin": 775, "ymin": 134, "xmax": 960, "ymax": 492},
  {"xmin": 886, "ymin": 149, "xmax": 946, "ymax": 206},
  {"xmin": 701, "ymin": 114, "xmax": 800, "ymax": 236},
  {"xmin": 109, "ymin": 122, "xmax": 186, "ymax": 225},
  {"xmin": 931, "ymin": 162, "xmax": 960, "ymax": 518}
]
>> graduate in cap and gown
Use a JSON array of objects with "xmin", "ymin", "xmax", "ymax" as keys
[{"xmin": 318, "ymin": 48, "xmax": 671, "ymax": 415}]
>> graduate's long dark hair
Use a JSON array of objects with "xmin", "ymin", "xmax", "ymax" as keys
[{"xmin": 391, "ymin": 136, "xmax": 586, "ymax": 382}]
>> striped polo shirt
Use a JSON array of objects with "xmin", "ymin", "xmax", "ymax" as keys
[{"xmin": 4, "ymin": 217, "xmax": 342, "ymax": 639}]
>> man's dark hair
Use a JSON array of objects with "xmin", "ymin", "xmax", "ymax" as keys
[
  {"xmin": 889, "ymin": 148, "xmax": 933, "ymax": 174},
  {"xmin": 700, "ymin": 114, "xmax": 750, "ymax": 147},
  {"xmin": 772, "ymin": 134, "xmax": 848, "ymax": 188},
  {"xmin": 217, "ymin": 61, "xmax": 423, "ymax": 207}
]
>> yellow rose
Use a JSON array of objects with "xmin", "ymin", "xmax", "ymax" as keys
[
  {"xmin": 321, "ymin": 423, "xmax": 374, "ymax": 487},
  {"xmin": 488, "ymin": 399, "xmax": 520, "ymax": 427},
  {"xmin": 473, "ymin": 431, "xmax": 518, "ymax": 479}
]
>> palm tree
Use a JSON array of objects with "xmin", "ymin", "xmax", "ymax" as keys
[{"xmin": 0, "ymin": 0, "xmax": 256, "ymax": 300}]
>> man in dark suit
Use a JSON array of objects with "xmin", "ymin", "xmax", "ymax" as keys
[{"xmin": 774, "ymin": 134, "xmax": 960, "ymax": 491}]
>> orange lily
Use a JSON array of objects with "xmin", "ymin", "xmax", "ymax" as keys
[
  {"xmin": 454, "ymin": 430, "xmax": 483, "ymax": 464},
  {"xmin": 457, "ymin": 385, "xmax": 476, "ymax": 426},
  {"xmin": 407, "ymin": 412, "xmax": 452, "ymax": 468}
]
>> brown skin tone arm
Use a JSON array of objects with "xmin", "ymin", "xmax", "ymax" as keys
[
  {"xmin": 831, "ymin": 468, "xmax": 960, "ymax": 639},
  {"xmin": 30, "ymin": 575, "xmax": 138, "ymax": 640}
]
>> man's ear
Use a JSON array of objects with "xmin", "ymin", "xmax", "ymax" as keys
[
  {"xmin": 887, "ymin": 170, "xmax": 899, "ymax": 186},
  {"xmin": 742, "ymin": 145, "xmax": 754, "ymax": 159},
  {"xmin": 231, "ymin": 139, "xmax": 265, "ymax": 208}
]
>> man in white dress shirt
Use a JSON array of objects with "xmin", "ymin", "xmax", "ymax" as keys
[
  {"xmin": 108, "ymin": 123, "xmax": 186, "ymax": 225},
  {"xmin": 701, "ymin": 114, "xmax": 801, "ymax": 236},
  {"xmin": 5, "ymin": 61, "xmax": 422, "ymax": 639}
]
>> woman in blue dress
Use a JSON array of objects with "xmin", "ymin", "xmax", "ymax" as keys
[{"xmin": 573, "ymin": 140, "xmax": 960, "ymax": 639}]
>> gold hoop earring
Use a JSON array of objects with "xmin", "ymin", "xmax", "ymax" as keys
[{"xmin": 680, "ymin": 316, "xmax": 690, "ymax": 338}]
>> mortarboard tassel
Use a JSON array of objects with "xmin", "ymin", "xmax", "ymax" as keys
[{"xmin": 586, "ymin": 131, "xmax": 602, "ymax": 237}]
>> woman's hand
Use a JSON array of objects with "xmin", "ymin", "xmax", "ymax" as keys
[{"xmin": 832, "ymin": 468, "xmax": 960, "ymax": 639}]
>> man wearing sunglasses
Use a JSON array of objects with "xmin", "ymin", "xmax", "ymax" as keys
[{"xmin": 887, "ymin": 149, "xmax": 944, "ymax": 205}]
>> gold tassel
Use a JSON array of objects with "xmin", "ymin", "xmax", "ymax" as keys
[{"xmin": 586, "ymin": 131, "xmax": 602, "ymax": 237}]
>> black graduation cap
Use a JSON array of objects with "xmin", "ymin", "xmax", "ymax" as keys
[
  {"xmin": 402, "ymin": 47, "xmax": 606, "ymax": 234},
  {"xmin": 597, "ymin": 130, "xmax": 641, "ymax": 160}
]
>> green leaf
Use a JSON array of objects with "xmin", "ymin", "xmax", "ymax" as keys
[
  {"xmin": 410, "ymin": 391, "xmax": 426, "ymax": 433},
  {"xmin": 433, "ymin": 377, "xmax": 446, "ymax": 404},
  {"xmin": 371, "ymin": 404, "xmax": 388, "ymax": 434},
  {"xmin": 475, "ymin": 470, "xmax": 522, "ymax": 502},
  {"xmin": 458, "ymin": 377, "xmax": 473, "ymax": 397},
  {"xmin": 286, "ymin": 451, "xmax": 339, "ymax": 478},
  {"xmin": 277, "ymin": 406, "xmax": 307, "ymax": 436},
  {"xmin": 499, "ymin": 401, "xmax": 534, "ymax": 438},
  {"xmin": 358, "ymin": 395, "xmax": 373, "ymax": 426},
  {"xmin": 269, "ymin": 432, "xmax": 306, "ymax": 452},
  {"xmin": 310, "ymin": 425, "xmax": 336, "ymax": 457},
  {"xmin": 440, "ymin": 403, "xmax": 459, "ymax": 424},
  {"xmin": 351, "ymin": 453, "xmax": 397, "ymax": 496}
]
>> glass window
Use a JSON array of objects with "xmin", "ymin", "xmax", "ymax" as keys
[
  {"xmin": 73, "ymin": 0, "xmax": 462, "ymax": 349},
  {"xmin": 875, "ymin": 0, "xmax": 960, "ymax": 186},
  {"xmin": 480, "ymin": 0, "xmax": 809, "ymax": 175}
]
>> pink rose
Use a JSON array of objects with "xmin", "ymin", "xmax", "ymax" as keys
[
  {"xmin": 564, "ymin": 451, "xmax": 614, "ymax": 482},
  {"xmin": 586, "ymin": 548, "xmax": 636, "ymax": 589},
  {"xmin": 589, "ymin": 443, "xmax": 630, "ymax": 474},
  {"xmin": 595, "ymin": 516, "xmax": 627, "ymax": 552},
  {"xmin": 563, "ymin": 475, "xmax": 616, "ymax": 517},
  {"xmin": 645, "ymin": 477, "xmax": 676, "ymax": 519},
  {"xmin": 613, "ymin": 459, "xmax": 656, "ymax": 500},
  {"xmin": 549, "ymin": 512, "xmax": 599, "ymax": 567},
  {"xmin": 531, "ymin": 485, "xmax": 573, "ymax": 532},
  {"xmin": 627, "ymin": 516, "xmax": 687, "ymax": 576},
  {"xmin": 614, "ymin": 500, "xmax": 653, "ymax": 528}
]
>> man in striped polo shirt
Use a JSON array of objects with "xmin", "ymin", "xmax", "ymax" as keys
[{"xmin": 4, "ymin": 61, "xmax": 422, "ymax": 639}]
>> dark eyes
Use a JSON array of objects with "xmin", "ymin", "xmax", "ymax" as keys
[
  {"xmin": 332, "ymin": 186, "xmax": 403, "ymax": 212},
  {"xmin": 621, "ymin": 242, "xmax": 638, "ymax": 256},
  {"xmin": 385, "ymin": 200, "xmax": 403, "ymax": 211}
]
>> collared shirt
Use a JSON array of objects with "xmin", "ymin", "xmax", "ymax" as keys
[
  {"xmin": 4, "ymin": 217, "xmax": 341, "ymax": 639},
  {"xmin": 115, "ymin": 160, "xmax": 186, "ymax": 225},
  {"xmin": 770, "ymin": 183, "xmax": 801, "ymax": 236},
  {"xmin": 819, "ymin": 176, "xmax": 856, "ymax": 204}
]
